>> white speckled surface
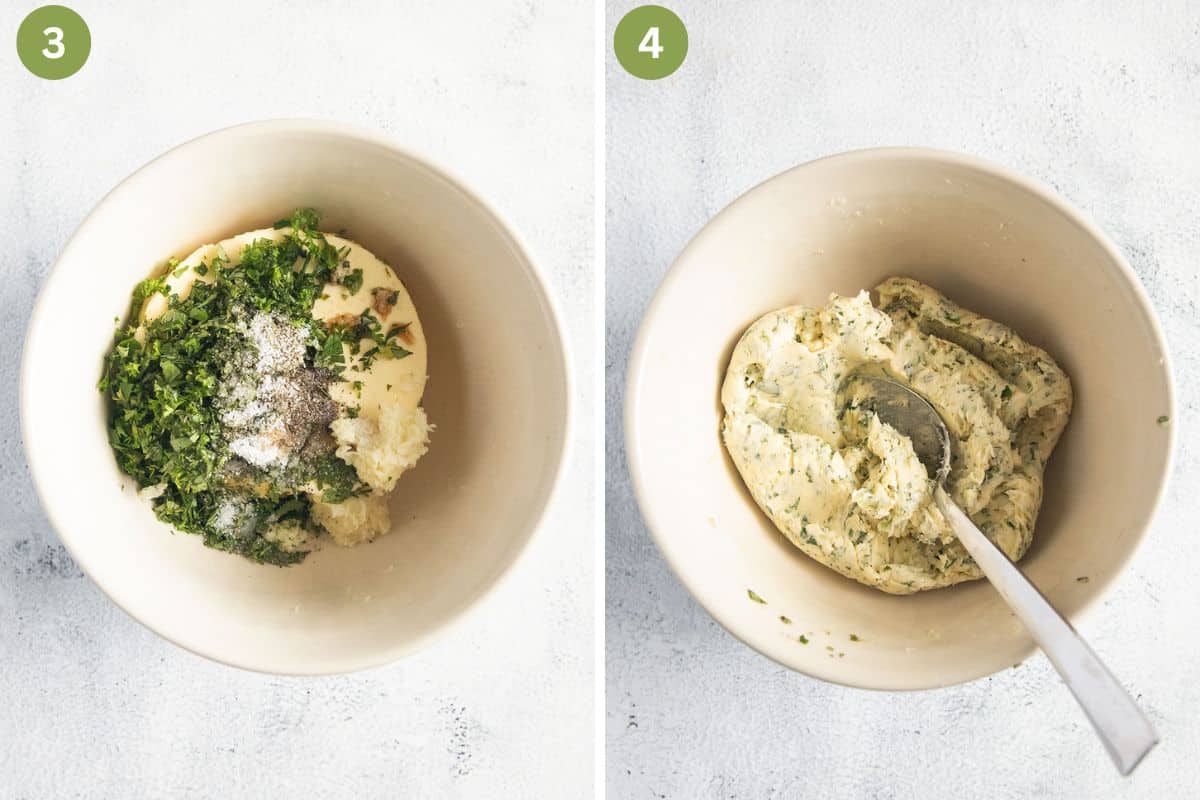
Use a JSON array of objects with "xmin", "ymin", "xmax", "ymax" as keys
[
  {"xmin": 607, "ymin": 1, "xmax": 1199, "ymax": 796},
  {"xmin": 0, "ymin": 1, "xmax": 593, "ymax": 797}
]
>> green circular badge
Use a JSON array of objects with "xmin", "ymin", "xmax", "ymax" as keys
[
  {"xmin": 614, "ymin": 5, "xmax": 687, "ymax": 80},
  {"xmin": 16, "ymin": 5, "xmax": 90, "ymax": 80}
]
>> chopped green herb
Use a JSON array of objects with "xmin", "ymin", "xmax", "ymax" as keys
[
  {"xmin": 747, "ymin": 589, "xmax": 766, "ymax": 604},
  {"xmin": 99, "ymin": 208, "xmax": 358, "ymax": 566},
  {"xmin": 312, "ymin": 453, "xmax": 368, "ymax": 504},
  {"xmin": 341, "ymin": 268, "xmax": 364, "ymax": 294}
]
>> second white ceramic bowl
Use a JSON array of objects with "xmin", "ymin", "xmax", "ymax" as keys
[
  {"xmin": 22, "ymin": 120, "xmax": 571, "ymax": 674},
  {"xmin": 627, "ymin": 148, "xmax": 1173, "ymax": 690}
]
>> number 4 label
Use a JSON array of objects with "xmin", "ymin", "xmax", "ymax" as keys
[
  {"xmin": 614, "ymin": 6, "xmax": 687, "ymax": 80},
  {"xmin": 639, "ymin": 26, "xmax": 664, "ymax": 59}
]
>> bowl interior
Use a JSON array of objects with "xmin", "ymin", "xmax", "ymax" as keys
[
  {"xmin": 627, "ymin": 150, "xmax": 1173, "ymax": 689},
  {"xmin": 22, "ymin": 122, "xmax": 569, "ymax": 673}
]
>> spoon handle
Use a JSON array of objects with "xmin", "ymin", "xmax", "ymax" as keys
[{"xmin": 935, "ymin": 488, "xmax": 1158, "ymax": 775}]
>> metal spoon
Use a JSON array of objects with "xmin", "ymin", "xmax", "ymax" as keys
[{"xmin": 841, "ymin": 373, "xmax": 1158, "ymax": 775}]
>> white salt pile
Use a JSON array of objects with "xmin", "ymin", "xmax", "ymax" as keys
[
  {"xmin": 211, "ymin": 494, "xmax": 257, "ymax": 538},
  {"xmin": 215, "ymin": 309, "xmax": 336, "ymax": 473}
]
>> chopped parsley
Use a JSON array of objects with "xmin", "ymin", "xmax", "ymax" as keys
[
  {"xmin": 321, "ymin": 310, "xmax": 412, "ymax": 373},
  {"xmin": 312, "ymin": 453, "xmax": 368, "ymax": 504},
  {"xmin": 341, "ymin": 268, "xmax": 364, "ymax": 294},
  {"xmin": 99, "ymin": 208, "xmax": 367, "ymax": 566},
  {"xmin": 747, "ymin": 589, "xmax": 767, "ymax": 604}
]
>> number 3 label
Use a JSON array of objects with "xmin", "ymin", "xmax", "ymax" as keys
[
  {"xmin": 42, "ymin": 26, "xmax": 65, "ymax": 60},
  {"xmin": 16, "ymin": 5, "xmax": 90, "ymax": 79},
  {"xmin": 614, "ymin": 6, "xmax": 688, "ymax": 80}
]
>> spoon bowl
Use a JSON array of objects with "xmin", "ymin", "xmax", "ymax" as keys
[{"xmin": 836, "ymin": 372, "xmax": 951, "ymax": 484}]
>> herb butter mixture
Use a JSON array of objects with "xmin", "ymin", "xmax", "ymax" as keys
[
  {"xmin": 100, "ymin": 210, "xmax": 431, "ymax": 565},
  {"xmin": 721, "ymin": 277, "xmax": 1072, "ymax": 594}
]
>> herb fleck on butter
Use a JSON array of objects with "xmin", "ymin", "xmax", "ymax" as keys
[
  {"xmin": 747, "ymin": 589, "xmax": 766, "ymax": 604},
  {"xmin": 341, "ymin": 268, "xmax": 364, "ymax": 294}
]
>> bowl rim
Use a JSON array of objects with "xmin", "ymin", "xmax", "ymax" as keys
[
  {"xmin": 624, "ymin": 146, "xmax": 1177, "ymax": 691},
  {"xmin": 19, "ymin": 118, "xmax": 575, "ymax": 676}
]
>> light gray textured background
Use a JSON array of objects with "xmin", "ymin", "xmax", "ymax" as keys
[
  {"xmin": 607, "ymin": 2, "xmax": 1199, "ymax": 798},
  {"xmin": 1, "ymin": 2, "xmax": 594, "ymax": 798}
]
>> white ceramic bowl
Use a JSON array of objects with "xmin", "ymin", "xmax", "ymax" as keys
[
  {"xmin": 627, "ymin": 148, "xmax": 1174, "ymax": 690},
  {"xmin": 21, "ymin": 120, "xmax": 571, "ymax": 674}
]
